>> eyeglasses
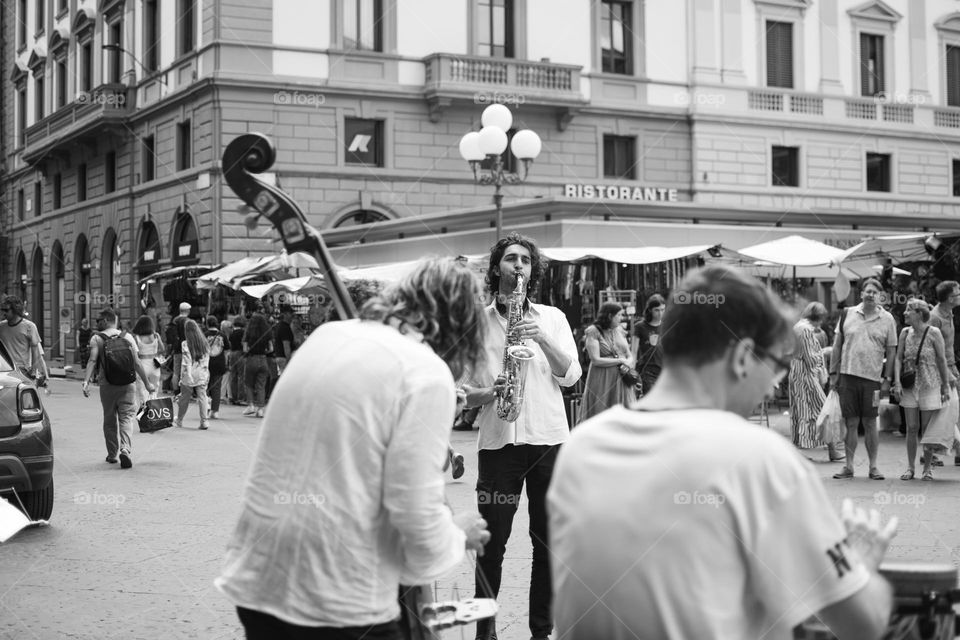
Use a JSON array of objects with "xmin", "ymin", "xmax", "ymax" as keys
[{"xmin": 753, "ymin": 347, "xmax": 793, "ymax": 376}]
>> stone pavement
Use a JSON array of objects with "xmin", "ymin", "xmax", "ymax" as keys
[{"xmin": 0, "ymin": 383, "xmax": 958, "ymax": 640}]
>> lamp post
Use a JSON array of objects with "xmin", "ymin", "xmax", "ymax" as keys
[{"xmin": 459, "ymin": 104, "xmax": 542, "ymax": 238}]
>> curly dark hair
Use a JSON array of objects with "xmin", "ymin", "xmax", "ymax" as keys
[
  {"xmin": 593, "ymin": 302, "xmax": 623, "ymax": 330},
  {"xmin": 243, "ymin": 313, "xmax": 272, "ymax": 350},
  {"xmin": 484, "ymin": 232, "xmax": 546, "ymax": 299},
  {"xmin": 361, "ymin": 258, "xmax": 487, "ymax": 380}
]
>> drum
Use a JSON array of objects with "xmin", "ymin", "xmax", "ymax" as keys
[{"xmin": 795, "ymin": 561, "xmax": 960, "ymax": 640}]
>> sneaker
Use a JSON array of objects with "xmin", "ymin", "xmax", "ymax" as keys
[
  {"xmin": 242, "ymin": 406, "xmax": 256, "ymax": 416},
  {"xmin": 199, "ymin": 421, "xmax": 209, "ymax": 430},
  {"xmin": 105, "ymin": 455, "xmax": 118, "ymax": 464},
  {"xmin": 255, "ymin": 408, "xmax": 264, "ymax": 418},
  {"xmin": 451, "ymin": 454, "xmax": 465, "ymax": 479},
  {"xmin": 119, "ymin": 452, "xmax": 132, "ymax": 469},
  {"xmin": 210, "ymin": 411, "xmax": 219, "ymax": 420}
]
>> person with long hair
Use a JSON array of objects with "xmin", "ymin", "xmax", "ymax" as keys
[
  {"xmin": 205, "ymin": 315, "xmax": 228, "ymax": 419},
  {"xmin": 217, "ymin": 258, "xmax": 490, "ymax": 638},
  {"xmin": 175, "ymin": 319, "xmax": 210, "ymax": 430},
  {"xmin": 892, "ymin": 299, "xmax": 950, "ymax": 481},
  {"xmin": 462, "ymin": 232, "xmax": 582, "ymax": 640},
  {"xmin": 549, "ymin": 265, "xmax": 898, "ymax": 640},
  {"xmin": 578, "ymin": 302, "xmax": 635, "ymax": 423},
  {"xmin": 242, "ymin": 313, "xmax": 273, "ymax": 418},
  {"xmin": 632, "ymin": 293, "xmax": 666, "ymax": 394},
  {"xmin": 132, "ymin": 315, "xmax": 164, "ymax": 409}
]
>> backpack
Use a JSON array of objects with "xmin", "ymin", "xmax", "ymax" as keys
[
  {"xmin": 207, "ymin": 332, "xmax": 224, "ymax": 358},
  {"xmin": 97, "ymin": 331, "xmax": 137, "ymax": 385}
]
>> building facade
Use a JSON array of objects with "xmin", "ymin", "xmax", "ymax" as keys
[{"xmin": 2, "ymin": 0, "xmax": 960, "ymax": 363}]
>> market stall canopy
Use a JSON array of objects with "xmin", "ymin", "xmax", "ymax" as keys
[
  {"xmin": 736, "ymin": 235, "xmax": 846, "ymax": 267},
  {"xmin": 195, "ymin": 252, "xmax": 321, "ymax": 290},
  {"xmin": 832, "ymin": 233, "xmax": 960, "ymax": 267},
  {"xmin": 240, "ymin": 275, "xmax": 326, "ymax": 299},
  {"xmin": 539, "ymin": 245, "xmax": 721, "ymax": 264},
  {"xmin": 136, "ymin": 264, "xmax": 221, "ymax": 285}
]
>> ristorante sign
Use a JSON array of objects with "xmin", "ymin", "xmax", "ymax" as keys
[{"xmin": 563, "ymin": 184, "xmax": 679, "ymax": 202}]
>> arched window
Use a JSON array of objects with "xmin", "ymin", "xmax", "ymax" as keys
[
  {"xmin": 75, "ymin": 234, "xmax": 91, "ymax": 323},
  {"xmin": 15, "ymin": 251, "xmax": 28, "ymax": 302},
  {"xmin": 137, "ymin": 220, "xmax": 161, "ymax": 274},
  {"xmin": 50, "ymin": 242, "xmax": 65, "ymax": 358},
  {"xmin": 31, "ymin": 247, "xmax": 45, "ymax": 342},
  {"xmin": 332, "ymin": 209, "xmax": 389, "ymax": 228},
  {"xmin": 101, "ymin": 227, "xmax": 118, "ymax": 301},
  {"xmin": 171, "ymin": 212, "xmax": 199, "ymax": 265}
]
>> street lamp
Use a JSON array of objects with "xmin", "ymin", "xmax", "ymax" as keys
[
  {"xmin": 102, "ymin": 43, "xmax": 167, "ymax": 87},
  {"xmin": 459, "ymin": 104, "xmax": 542, "ymax": 237}
]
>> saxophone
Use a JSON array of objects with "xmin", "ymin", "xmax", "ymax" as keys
[{"xmin": 496, "ymin": 270, "xmax": 536, "ymax": 422}]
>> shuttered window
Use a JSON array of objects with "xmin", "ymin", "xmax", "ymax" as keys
[
  {"xmin": 948, "ymin": 45, "xmax": 960, "ymax": 108},
  {"xmin": 766, "ymin": 21, "xmax": 793, "ymax": 89},
  {"xmin": 860, "ymin": 33, "xmax": 885, "ymax": 97}
]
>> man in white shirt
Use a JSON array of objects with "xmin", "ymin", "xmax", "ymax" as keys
[
  {"xmin": 464, "ymin": 233, "xmax": 582, "ymax": 640},
  {"xmin": 548, "ymin": 265, "xmax": 897, "ymax": 640},
  {"xmin": 0, "ymin": 295, "xmax": 49, "ymax": 383},
  {"xmin": 928, "ymin": 280, "xmax": 960, "ymax": 466},
  {"xmin": 216, "ymin": 258, "xmax": 491, "ymax": 639}
]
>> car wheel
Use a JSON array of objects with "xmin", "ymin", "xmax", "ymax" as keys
[{"xmin": 19, "ymin": 479, "xmax": 54, "ymax": 521}]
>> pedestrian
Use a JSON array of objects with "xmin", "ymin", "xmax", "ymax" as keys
[
  {"xmin": 0, "ymin": 295, "xmax": 49, "ymax": 382},
  {"xmin": 274, "ymin": 304, "xmax": 297, "ymax": 374},
  {"xmin": 218, "ymin": 319, "xmax": 234, "ymax": 412},
  {"xmin": 242, "ymin": 312, "xmax": 272, "ymax": 418},
  {"xmin": 166, "ymin": 302, "xmax": 191, "ymax": 391},
  {"xmin": 927, "ymin": 280, "xmax": 960, "ymax": 467},
  {"xmin": 76, "ymin": 316, "xmax": 92, "ymax": 369},
  {"xmin": 578, "ymin": 302, "xmax": 634, "ymax": 423},
  {"xmin": 228, "ymin": 317, "xmax": 247, "ymax": 405},
  {"xmin": 205, "ymin": 315, "xmax": 227, "ymax": 420},
  {"xmin": 175, "ymin": 319, "xmax": 210, "ymax": 430},
  {"xmin": 790, "ymin": 302, "xmax": 844, "ymax": 460},
  {"xmin": 131, "ymin": 315, "xmax": 164, "ymax": 409},
  {"xmin": 81, "ymin": 307, "xmax": 155, "ymax": 469},
  {"xmin": 829, "ymin": 278, "xmax": 898, "ymax": 480},
  {"xmin": 462, "ymin": 232, "xmax": 582, "ymax": 640},
  {"xmin": 548, "ymin": 265, "xmax": 899, "ymax": 640},
  {"xmin": 632, "ymin": 293, "xmax": 665, "ymax": 394},
  {"xmin": 892, "ymin": 299, "xmax": 950, "ymax": 481},
  {"xmin": 216, "ymin": 258, "xmax": 491, "ymax": 639}
]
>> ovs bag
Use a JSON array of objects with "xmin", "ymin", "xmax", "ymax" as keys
[{"xmin": 138, "ymin": 397, "xmax": 174, "ymax": 433}]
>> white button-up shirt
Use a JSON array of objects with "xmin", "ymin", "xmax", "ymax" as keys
[{"xmin": 474, "ymin": 301, "xmax": 582, "ymax": 450}]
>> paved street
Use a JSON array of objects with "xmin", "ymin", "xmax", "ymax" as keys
[{"xmin": 1, "ymin": 381, "xmax": 959, "ymax": 640}]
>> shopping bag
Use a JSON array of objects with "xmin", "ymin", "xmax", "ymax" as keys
[
  {"xmin": 921, "ymin": 388, "xmax": 959, "ymax": 452},
  {"xmin": 138, "ymin": 396, "xmax": 174, "ymax": 433},
  {"xmin": 816, "ymin": 390, "xmax": 845, "ymax": 443}
]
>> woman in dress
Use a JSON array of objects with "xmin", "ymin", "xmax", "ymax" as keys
[
  {"xmin": 578, "ymin": 302, "xmax": 635, "ymax": 424},
  {"xmin": 132, "ymin": 315, "xmax": 163, "ymax": 409},
  {"xmin": 789, "ymin": 303, "xmax": 842, "ymax": 458},
  {"xmin": 205, "ymin": 315, "xmax": 228, "ymax": 420},
  {"xmin": 176, "ymin": 319, "xmax": 211, "ymax": 430},
  {"xmin": 892, "ymin": 299, "xmax": 950, "ymax": 481},
  {"xmin": 632, "ymin": 294, "xmax": 665, "ymax": 396}
]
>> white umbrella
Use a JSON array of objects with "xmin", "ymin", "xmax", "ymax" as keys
[{"xmin": 736, "ymin": 235, "xmax": 847, "ymax": 267}]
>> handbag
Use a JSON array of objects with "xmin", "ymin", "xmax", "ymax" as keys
[
  {"xmin": 899, "ymin": 327, "xmax": 929, "ymax": 390},
  {"xmin": 138, "ymin": 396, "xmax": 175, "ymax": 433},
  {"xmin": 620, "ymin": 366, "xmax": 641, "ymax": 386}
]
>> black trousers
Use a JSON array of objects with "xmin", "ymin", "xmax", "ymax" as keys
[
  {"xmin": 474, "ymin": 443, "xmax": 560, "ymax": 638},
  {"xmin": 237, "ymin": 607, "xmax": 401, "ymax": 640}
]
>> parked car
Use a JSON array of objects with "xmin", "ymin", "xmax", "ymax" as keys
[{"xmin": 0, "ymin": 342, "xmax": 53, "ymax": 520}]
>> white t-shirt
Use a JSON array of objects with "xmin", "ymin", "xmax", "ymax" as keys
[
  {"xmin": 216, "ymin": 319, "xmax": 466, "ymax": 627},
  {"xmin": 548, "ymin": 406, "xmax": 869, "ymax": 640}
]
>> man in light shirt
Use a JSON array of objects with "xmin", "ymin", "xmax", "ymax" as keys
[
  {"xmin": 928, "ymin": 280, "xmax": 960, "ymax": 466},
  {"xmin": 548, "ymin": 265, "xmax": 898, "ymax": 640},
  {"xmin": 464, "ymin": 233, "xmax": 582, "ymax": 640},
  {"xmin": 216, "ymin": 259, "xmax": 490, "ymax": 639}
]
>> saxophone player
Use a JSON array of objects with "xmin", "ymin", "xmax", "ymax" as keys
[{"xmin": 463, "ymin": 233, "xmax": 582, "ymax": 640}]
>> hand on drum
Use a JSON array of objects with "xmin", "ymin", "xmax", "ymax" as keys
[
  {"xmin": 454, "ymin": 512, "xmax": 491, "ymax": 556},
  {"xmin": 841, "ymin": 498, "xmax": 898, "ymax": 572}
]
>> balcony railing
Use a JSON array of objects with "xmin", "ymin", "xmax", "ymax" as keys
[
  {"xmin": 22, "ymin": 83, "xmax": 135, "ymax": 163},
  {"xmin": 423, "ymin": 53, "xmax": 585, "ymax": 123}
]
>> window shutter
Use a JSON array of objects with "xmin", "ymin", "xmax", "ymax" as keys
[
  {"xmin": 860, "ymin": 33, "xmax": 871, "ymax": 96},
  {"xmin": 766, "ymin": 21, "xmax": 793, "ymax": 89},
  {"xmin": 948, "ymin": 45, "xmax": 960, "ymax": 108}
]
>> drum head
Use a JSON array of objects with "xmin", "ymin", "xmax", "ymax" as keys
[{"xmin": 879, "ymin": 561, "xmax": 957, "ymax": 597}]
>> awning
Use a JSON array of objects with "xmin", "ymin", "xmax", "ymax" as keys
[
  {"xmin": 136, "ymin": 264, "xmax": 221, "ymax": 285},
  {"xmin": 240, "ymin": 275, "xmax": 326, "ymax": 299},
  {"xmin": 833, "ymin": 233, "xmax": 960, "ymax": 267},
  {"xmin": 736, "ymin": 235, "xmax": 846, "ymax": 267},
  {"xmin": 196, "ymin": 252, "xmax": 321, "ymax": 290},
  {"xmin": 540, "ymin": 245, "xmax": 718, "ymax": 264}
]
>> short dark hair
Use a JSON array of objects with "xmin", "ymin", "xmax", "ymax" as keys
[
  {"xmin": 860, "ymin": 278, "xmax": 883, "ymax": 292},
  {"xmin": 99, "ymin": 307, "xmax": 118, "ymax": 324},
  {"xmin": 1, "ymin": 295, "xmax": 24, "ymax": 316},
  {"xmin": 593, "ymin": 302, "xmax": 623, "ymax": 330},
  {"xmin": 132, "ymin": 314, "xmax": 155, "ymax": 335},
  {"xmin": 485, "ymin": 232, "xmax": 546, "ymax": 299},
  {"xmin": 643, "ymin": 294, "xmax": 666, "ymax": 323},
  {"xmin": 661, "ymin": 266, "xmax": 794, "ymax": 367},
  {"xmin": 206, "ymin": 315, "xmax": 219, "ymax": 329},
  {"xmin": 936, "ymin": 280, "xmax": 960, "ymax": 303}
]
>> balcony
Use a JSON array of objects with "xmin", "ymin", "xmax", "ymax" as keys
[
  {"xmin": 22, "ymin": 83, "xmax": 135, "ymax": 164},
  {"xmin": 423, "ymin": 53, "xmax": 586, "ymax": 129}
]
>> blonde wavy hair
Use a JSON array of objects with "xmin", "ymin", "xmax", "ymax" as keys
[{"xmin": 360, "ymin": 258, "xmax": 487, "ymax": 379}]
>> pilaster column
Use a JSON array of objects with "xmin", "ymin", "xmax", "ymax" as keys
[{"xmin": 819, "ymin": 0, "xmax": 843, "ymax": 93}]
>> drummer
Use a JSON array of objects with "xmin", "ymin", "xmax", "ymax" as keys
[{"xmin": 548, "ymin": 265, "xmax": 899, "ymax": 640}]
